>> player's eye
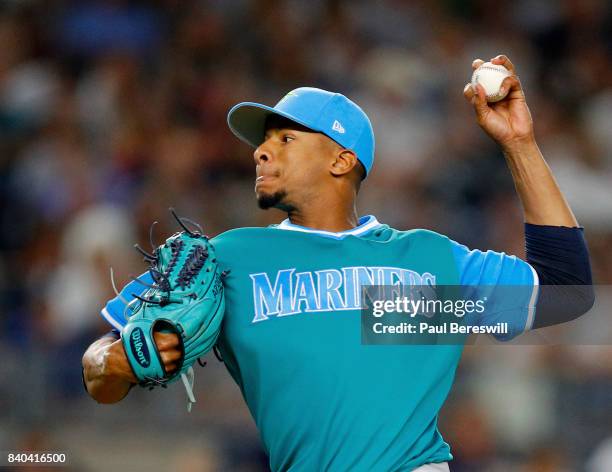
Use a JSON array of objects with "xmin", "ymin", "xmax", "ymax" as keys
[{"xmin": 282, "ymin": 134, "xmax": 295, "ymax": 143}]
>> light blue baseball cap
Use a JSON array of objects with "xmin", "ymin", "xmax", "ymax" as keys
[{"xmin": 227, "ymin": 87, "xmax": 375, "ymax": 177}]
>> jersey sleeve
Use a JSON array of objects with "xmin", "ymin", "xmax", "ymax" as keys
[
  {"xmin": 100, "ymin": 272, "xmax": 154, "ymax": 330},
  {"xmin": 451, "ymin": 241, "xmax": 539, "ymax": 341}
]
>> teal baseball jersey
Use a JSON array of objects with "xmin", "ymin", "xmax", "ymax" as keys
[{"xmin": 101, "ymin": 215, "xmax": 538, "ymax": 471}]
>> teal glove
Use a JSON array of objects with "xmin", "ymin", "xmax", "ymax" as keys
[{"xmin": 121, "ymin": 211, "xmax": 225, "ymax": 408}]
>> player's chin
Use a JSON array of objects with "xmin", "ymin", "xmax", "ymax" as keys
[
  {"xmin": 256, "ymin": 191, "xmax": 281, "ymax": 210},
  {"xmin": 256, "ymin": 190, "xmax": 291, "ymax": 211}
]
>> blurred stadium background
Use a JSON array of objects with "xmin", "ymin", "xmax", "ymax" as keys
[{"xmin": 0, "ymin": 0, "xmax": 610, "ymax": 471}]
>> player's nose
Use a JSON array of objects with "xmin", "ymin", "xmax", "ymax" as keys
[{"xmin": 253, "ymin": 140, "xmax": 272, "ymax": 164}]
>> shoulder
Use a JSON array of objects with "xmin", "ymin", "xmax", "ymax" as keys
[
  {"xmin": 210, "ymin": 226, "xmax": 283, "ymax": 252},
  {"xmin": 374, "ymin": 226, "xmax": 456, "ymax": 262},
  {"xmin": 400, "ymin": 228, "xmax": 451, "ymax": 240},
  {"xmin": 384, "ymin": 226, "xmax": 453, "ymax": 245}
]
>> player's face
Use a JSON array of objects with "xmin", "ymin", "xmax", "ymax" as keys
[{"xmin": 254, "ymin": 117, "xmax": 341, "ymax": 211}]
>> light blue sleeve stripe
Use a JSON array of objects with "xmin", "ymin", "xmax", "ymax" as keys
[
  {"xmin": 451, "ymin": 240, "xmax": 539, "ymax": 340},
  {"xmin": 525, "ymin": 264, "xmax": 539, "ymax": 331},
  {"xmin": 99, "ymin": 272, "xmax": 154, "ymax": 329},
  {"xmin": 100, "ymin": 306, "xmax": 124, "ymax": 330}
]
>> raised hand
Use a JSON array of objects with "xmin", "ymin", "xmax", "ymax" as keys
[{"xmin": 463, "ymin": 55, "xmax": 535, "ymax": 149}]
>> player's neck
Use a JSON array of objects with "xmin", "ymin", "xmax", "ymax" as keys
[{"xmin": 287, "ymin": 201, "xmax": 359, "ymax": 233}]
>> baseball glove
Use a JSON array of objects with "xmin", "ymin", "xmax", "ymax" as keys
[{"xmin": 121, "ymin": 209, "xmax": 226, "ymax": 410}]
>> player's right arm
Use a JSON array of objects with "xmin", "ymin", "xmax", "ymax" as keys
[
  {"xmin": 82, "ymin": 273, "xmax": 181, "ymax": 403},
  {"xmin": 82, "ymin": 330, "xmax": 181, "ymax": 403},
  {"xmin": 464, "ymin": 54, "xmax": 577, "ymax": 228}
]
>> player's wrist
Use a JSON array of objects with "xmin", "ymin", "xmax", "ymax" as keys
[
  {"xmin": 103, "ymin": 340, "xmax": 137, "ymax": 384},
  {"xmin": 500, "ymin": 134, "xmax": 538, "ymax": 156}
]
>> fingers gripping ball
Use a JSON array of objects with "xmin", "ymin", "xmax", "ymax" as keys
[
  {"xmin": 471, "ymin": 62, "xmax": 511, "ymax": 102},
  {"xmin": 121, "ymin": 210, "xmax": 226, "ymax": 396}
]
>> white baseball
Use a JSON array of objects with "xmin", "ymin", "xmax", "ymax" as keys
[{"xmin": 471, "ymin": 62, "xmax": 511, "ymax": 102}]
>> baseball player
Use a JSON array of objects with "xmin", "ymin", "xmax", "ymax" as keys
[{"xmin": 82, "ymin": 55, "xmax": 593, "ymax": 471}]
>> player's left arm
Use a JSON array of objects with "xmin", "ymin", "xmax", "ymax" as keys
[{"xmin": 463, "ymin": 54, "xmax": 594, "ymax": 330}]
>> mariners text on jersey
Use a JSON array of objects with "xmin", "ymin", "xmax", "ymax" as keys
[{"xmin": 250, "ymin": 266, "xmax": 436, "ymax": 322}]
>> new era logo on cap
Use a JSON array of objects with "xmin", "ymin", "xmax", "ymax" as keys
[{"xmin": 332, "ymin": 120, "xmax": 345, "ymax": 134}]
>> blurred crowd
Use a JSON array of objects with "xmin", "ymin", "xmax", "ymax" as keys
[{"xmin": 0, "ymin": 0, "xmax": 610, "ymax": 470}]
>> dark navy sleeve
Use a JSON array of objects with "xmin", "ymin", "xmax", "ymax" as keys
[
  {"xmin": 525, "ymin": 224, "xmax": 594, "ymax": 328},
  {"xmin": 100, "ymin": 272, "xmax": 154, "ymax": 330}
]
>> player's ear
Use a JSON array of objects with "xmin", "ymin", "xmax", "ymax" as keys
[{"xmin": 329, "ymin": 149, "xmax": 358, "ymax": 177}]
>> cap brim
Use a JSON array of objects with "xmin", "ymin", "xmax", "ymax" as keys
[{"xmin": 227, "ymin": 102, "xmax": 315, "ymax": 148}]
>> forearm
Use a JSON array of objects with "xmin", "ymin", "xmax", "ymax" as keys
[
  {"xmin": 82, "ymin": 336, "xmax": 135, "ymax": 404},
  {"xmin": 502, "ymin": 139, "xmax": 578, "ymax": 227}
]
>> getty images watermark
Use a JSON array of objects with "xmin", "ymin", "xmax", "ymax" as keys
[
  {"xmin": 361, "ymin": 284, "xmax": 605, "ymax": 346},
  {"xmin": 361, "ymin": 285, "xmax": 541, "ymax": 345},
  {"xmin": 369, "ymin": 293, "xmax": 504, "ymax": 336}
]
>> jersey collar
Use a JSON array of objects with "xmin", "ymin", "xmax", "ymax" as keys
[{"xmin": 276, "ymin": 215, "xmax": 382, "ymax": 239}]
